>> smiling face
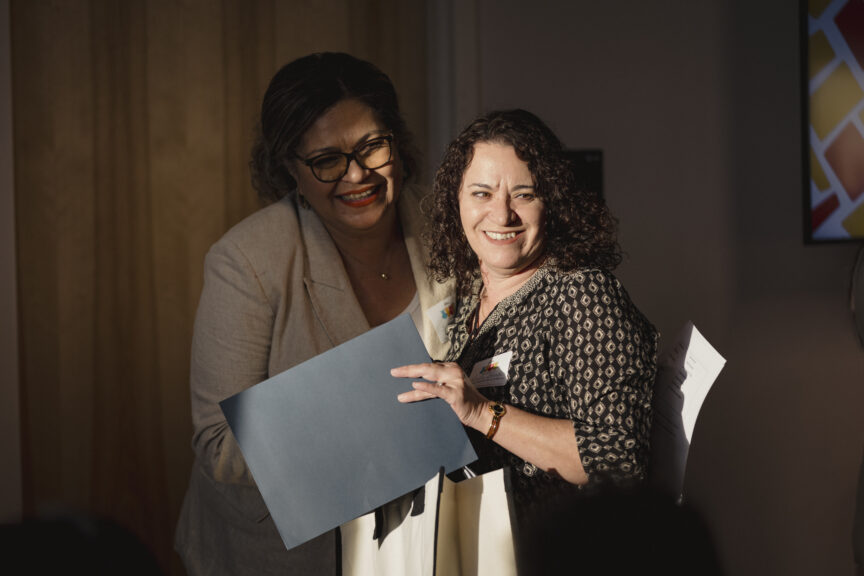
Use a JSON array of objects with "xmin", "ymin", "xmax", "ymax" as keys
[
  {"xmin": 458, "ymin": 141, "xmax": 546, "ymax": 280},
  {"xmin": 289, "ymin": 99, "xmax": 401, "ymax": 237}
]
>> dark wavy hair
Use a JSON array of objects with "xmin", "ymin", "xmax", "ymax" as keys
[
  {"xmin": 250, "ymin": 52, "xmax": 418, "ymax": 203},
  {"xmin": 426, "ymin": 109, "xmax": 622, "ymax": 297}
]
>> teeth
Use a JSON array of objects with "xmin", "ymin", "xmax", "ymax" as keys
[
  {"xmin": 486, "ymin": 231, "xmax": 517, "ymax": 240},
  {"xmin": 340, "ymin": 187, "xmax": 376, "ymax": 201}
]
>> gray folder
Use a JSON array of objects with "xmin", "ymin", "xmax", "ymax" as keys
[{"xmin": 220, "ymin": 313, "xmax": 477, "ymax": 551}]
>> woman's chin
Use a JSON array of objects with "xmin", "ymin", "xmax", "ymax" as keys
[
  {"xmin": 481, "ymin": 254, "xmax": 544, "ymax": 279},
  {"xmin": 331, "ymin": 202, "xmax": 396, "ymax": 234}
]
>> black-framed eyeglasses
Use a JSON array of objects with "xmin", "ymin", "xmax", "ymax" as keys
[{"xmin": 297, "ymin": 135, "xmax": 393, "ymax": 183}]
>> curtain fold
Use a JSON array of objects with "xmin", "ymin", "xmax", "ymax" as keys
[{"xmin": 12, "ymin": 1, "xmax": 427, "ymax": 573}]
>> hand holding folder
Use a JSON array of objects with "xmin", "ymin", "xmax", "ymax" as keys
[{"xmin": 220, "ymin": 314, "xmax": 478, "ymax": 552}]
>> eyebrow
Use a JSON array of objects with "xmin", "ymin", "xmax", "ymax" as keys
[
  {"xmin": 466, "ymin": 182, "xmax": 535, "ymax": 190},
  {"xmin": 303, "ymin": 129, "xmax": 389, "ymax": 157}
]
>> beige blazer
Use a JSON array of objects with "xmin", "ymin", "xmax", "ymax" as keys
[{"xmin": 175, "ymin": 187, "xmax": 453, "ymax": 576}]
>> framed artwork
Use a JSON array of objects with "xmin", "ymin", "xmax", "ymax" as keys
[{"xmin": 803, "ymin": 0, "xmax": 864, "ymax": 242}]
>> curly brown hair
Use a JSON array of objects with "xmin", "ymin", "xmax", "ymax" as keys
[{"xmin": 425, "ymin": 109, "xmax": 622, "ymax": 297}]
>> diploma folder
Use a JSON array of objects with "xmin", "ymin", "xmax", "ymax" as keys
[{"xmin": 220, "ymin": 313, "xmax": 478, "ymax": 552}]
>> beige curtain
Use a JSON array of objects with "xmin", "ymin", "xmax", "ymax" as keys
[{"xmin": 11, "ymin": 1, "xmax": 427, "ymax": 573}]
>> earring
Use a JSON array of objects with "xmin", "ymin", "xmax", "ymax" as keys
[{"xmin": 298, "ymin": 193, "xmax": 310, "ymax": 210}]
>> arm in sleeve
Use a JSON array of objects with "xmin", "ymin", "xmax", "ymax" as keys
[
  {"xmin": 189, "ymin": 238, "xmax": 275, "ymax": 485},
  {"xmin": 556, "ymin": 271, "xmax": 658, "ymax": 482}
]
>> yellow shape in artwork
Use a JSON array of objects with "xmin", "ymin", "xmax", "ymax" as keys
[
  {"xmin": 810, "ymin": 147, "xmax": 830, "ymax": 191},
  {"xmin": 809, "ymin": 0, "xmax": 832, "ymax": 19},
  {"xmin": 843, "ymin": 202, "xmax": 864, "ymax": 236},
  {"xmin": 809, "ymin": 31, "xmax": 834, "ymax": 80},
  {"xmin": 811, "ymin": 63, "xmax": 864, "ymax": 141}
]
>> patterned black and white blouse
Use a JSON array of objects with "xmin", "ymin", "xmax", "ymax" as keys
[{"xmin": 446, "ymin": 264, "xmax": 659, "ymax": 506}]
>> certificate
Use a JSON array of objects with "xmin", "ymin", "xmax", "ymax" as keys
[{"xmin": 221, "ymin": 313, "xmax": 477, "ymax": 551}]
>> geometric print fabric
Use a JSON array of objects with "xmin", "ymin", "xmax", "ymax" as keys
[{"xmin": 445, "ymin": 264, "xmax": 659, "ymax": 507}]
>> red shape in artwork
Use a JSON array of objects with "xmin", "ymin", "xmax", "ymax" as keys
[
  {"xmin": 812, "ymin": 194, "xmax": 839, "ymax": 231},
  {"xmin": 825, "ymin": 124, "xmax": 864, "ymax": 201},
  {"xmin": 836, "ymin": 0, "xmax": 864, "ymax": 71}
]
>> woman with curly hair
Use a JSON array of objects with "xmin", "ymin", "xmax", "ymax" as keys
[{"xmin": 393, "ymin": 109, "xmax": 659, "ymax": 511}]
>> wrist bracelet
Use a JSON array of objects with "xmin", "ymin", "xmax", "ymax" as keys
[{"xmin": 486, "ymin": 401, "xmax": 507, "ymax": 440}]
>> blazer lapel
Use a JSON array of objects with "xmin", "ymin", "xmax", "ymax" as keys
[
  {"xmin": 400, "ymin": 187, "xmax": 456, "ymax": 361},
  {"xmin": 298, "ymin": 203, "xmax": 370, "ymax": 347},
  {"xmin": 298, "ymin": 189, "xmax": 456, "ymax": 358}
]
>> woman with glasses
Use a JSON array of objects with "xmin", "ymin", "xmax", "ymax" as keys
[
  {"xmin": 393, "ymin": 109, "xmax": 658, "ymax": 523},
  {"xmin": 174, "ymin": 52, "xmax": 453, "ymax": 576}
]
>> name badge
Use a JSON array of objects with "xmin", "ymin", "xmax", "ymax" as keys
[
  {"xmin": 469, "ymin": 351, "xmax": 513, "ymax": 389},
  {"xmin": 424, "ymin": 296, "xmax": 456, "ymax": 344}
]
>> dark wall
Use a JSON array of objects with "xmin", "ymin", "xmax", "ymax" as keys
[{"xmin": 474, "ymin": 1, "xmax": 864, "ymax": 574}]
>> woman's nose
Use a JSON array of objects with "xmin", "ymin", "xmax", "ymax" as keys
[
  {"xmin": 342, "ymin": 157, "xmax": 370, "ymax": 182},
  {"xmin": 490, "ymin": 195, "xmax": 517, "ymax": 225}
]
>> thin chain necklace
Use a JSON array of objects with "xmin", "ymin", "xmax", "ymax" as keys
[
  {"xmin": 338, "ymin": 240, "xmax": 396, "ymax": 281},
  {"xmin": 468, "ymin": 285, "xmax": 488, "ymax": 338}
]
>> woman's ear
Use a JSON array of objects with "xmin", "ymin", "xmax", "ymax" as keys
[
  {"xmin": 283, "ymin": 156, "xmax": 299, "ymax": 181},
  {"xmin": 282, "ymin": 158, "xmax": 302, "ymax": 194}
]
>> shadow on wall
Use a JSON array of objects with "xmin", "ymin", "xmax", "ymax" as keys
[
  {"xmin": 855, "ymin": 448, "xmax": 864, "ymax": 576},
  {"xmin": 0, "ymin": 512, "xmax": 163, "ymax": 575}
]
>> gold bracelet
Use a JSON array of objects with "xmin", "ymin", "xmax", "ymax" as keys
[{"xmin": 486, "ymin": 402, "xmax": 507, "ymax": 440}]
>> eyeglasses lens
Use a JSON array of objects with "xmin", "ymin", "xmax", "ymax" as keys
[{"xmin": 310, "ymin": 137, "xmax": 392, "ymax": 182}]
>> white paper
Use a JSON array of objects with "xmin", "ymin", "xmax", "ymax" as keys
[
  {"xmin": 468, "ymin": 351, "xmax": 513, "ymax": 388},
  {"xmin": 649, "ymin": 321, "xmax": 726, "ymax": 499}
]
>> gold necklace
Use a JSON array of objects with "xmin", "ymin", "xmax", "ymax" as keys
[
  {"xmin": 469, "ymin": 285, "xmax": 488, "ymax": 337},
  {"xmin": 339, "ymin": 242, "xmax": 395, "ymax": 281}
]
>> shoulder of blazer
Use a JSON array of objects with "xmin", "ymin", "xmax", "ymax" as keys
[
  {"xmin": 217, "ymin": 196, "xmax": 302, "ymax": 255},
  {"xmin": 208, "ymin": 197, "xmax": 304, "ymax": 308}
]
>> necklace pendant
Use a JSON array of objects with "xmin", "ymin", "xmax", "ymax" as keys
[{"xmin": 380, "ymin": 272, "xmax": 390, "ymax": 280}]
